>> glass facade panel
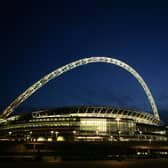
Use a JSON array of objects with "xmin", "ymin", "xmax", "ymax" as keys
[{"xmin": 80, "ymin": 118, "xmax": 107, "ymax": 133}]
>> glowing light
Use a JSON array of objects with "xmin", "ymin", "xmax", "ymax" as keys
[
  {"xmin": 137, "ymin": 152, "xmax": 141, "ymax": 155},
  {"xmin": 77, "ymin": 136, "xmax": 103, "ymax": 141},
  {"xmin": 50, "ymin": 130, "xmax": 54, "ymax": 134},
  {"xmin": 57, "ymin": 136, "xmax": 65, "ymax": 142},
  {"xmin": 37, "ymin": 136, "xmax": 46, "ymax": 142},
  {"xmin": 47, "ymin": 138, "xmax": 53, "ymax": 142},
  {"xmin": 80, "ymin": 118, "xmax": 107, "ymax": 132},
  {"xmin": 55, "ymin": 131, "xmax": 59, "ymax": 135},
  {"xmin": 116, "ymin": 118, "xmax": 121, "ymax": 121},
  {"xmin": 73, "ymin": 130, "xmax": 76, "ymax": 134},
  {"xmin": 8, "ymin": 131, "xmax": 12, "ymax": 135}
]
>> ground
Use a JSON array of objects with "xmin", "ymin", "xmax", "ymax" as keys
[{"xmin": 1, "ymin": 159, "xmax": 168, "ymax": 168}]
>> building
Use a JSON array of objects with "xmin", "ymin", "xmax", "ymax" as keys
[{"xmin": 0, "ymin": 106, "xmax": 166, "ymax": 143}]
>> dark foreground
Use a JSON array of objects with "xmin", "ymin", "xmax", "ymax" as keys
[
  {"xmin": 1, "ymin": 141, "xmax": 168, "ymax": 167},
  {"xmin": 1, "ymin": 159, "xmax": 168, "ymax": 168}
]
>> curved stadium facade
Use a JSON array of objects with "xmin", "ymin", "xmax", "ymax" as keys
[{"xmin": 0, "ymin": 106, "xmax": 166, "ymax": 142}]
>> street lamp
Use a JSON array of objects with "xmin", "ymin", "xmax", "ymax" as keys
[
  {"xmin": 29, "ymin": 131, "xmax": 33, "ymax": 141},
  {"xmin": 55, "ymin": 131, "xmax": 59, "ymax": 141},
  {"xmin": 139, "ymin": 131, "xmax": 142, "ymax": 141},
  {"xmin": 149, "ymin": 138, "xmax": 152, "ymax": 145},
  {"xmin": 8, "ymin": 131, "xmax": 12, "ymax": 135},
  {"xmin": 110, "ymin": 135, "xmax": 113, "ymax": 142},
  {"xmin": 72, "ymin": 130, "xmax": 77, "ymax": 141},
  {"xmin": 55, "ymin": 131, "xmax": 59, "ymax": 136},
  {"xmin": 8, "ymin": 131, "xmax": 12, "ymax": 141},
  {"xmin": 50, "ymin": 130, "xmax": 54, "ymax": 135}
]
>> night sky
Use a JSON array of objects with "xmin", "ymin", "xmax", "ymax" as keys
[{"xmin": 1, "ymin": 1, "xmax": 168, "ymax": 122}]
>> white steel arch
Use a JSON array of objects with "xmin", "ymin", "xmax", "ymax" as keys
[{"xmin": 1, "ymin": 57, "xmax": 160, "ymax": 120}]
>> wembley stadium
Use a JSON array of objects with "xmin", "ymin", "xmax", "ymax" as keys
[
  {"xmin": 0, "ymin": 57, "xmax": 168, "ymax": 160},
  {"xmin": 0, "ymin": 106, "xmax": 166, "ymax": 143}
]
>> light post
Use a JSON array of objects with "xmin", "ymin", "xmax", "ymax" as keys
[
  {"xmin": 55, "ymin": 131, "xmax": 59, "ymax": 141},
  {"xmin": 110, "ymin": 135, "xmax": 113, "ymax": 142},
  {"xmin": 149, "ymin": 138, "xmax": 152, "ymax": 145},
  {"xmin": 49, "ymin": 130, "xmax": 54, "ymax": 141},
  {"xmin": 29, "ymin": 131, "xmax": 32, "ymax": 142},
  {"xmin": 50, "ymin": 130, "xmax": 54, "ymax": 136},
  {"xmin": 139, "ymin": 131, "xmax": 142, "ymax": 141},
  {"xmin": 73, "ymin": 130, "xmax": 76, "ymax": 140},
  {"xmin": 8, "ymin": 131, "xmax": 12, "ymax": 141}
]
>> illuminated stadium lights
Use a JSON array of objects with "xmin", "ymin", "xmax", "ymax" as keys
[
  {"xmin": 55, "ymin": 131, "xmax": 59, "ymax": 136},
  {"xmin": 37, "ymin": 137, "xmax": 46, "ymax": 142},
  {"xmin": 73, "ymin": 130, "xmax": 77, "ymax": 134},
  {"xmin": 115, "ymin": 118, "xmax": 121, "ymax": 121},
  {"xmin": 47, "ymin": 137, "xmax": 53, "ymax": 142},
  {"xmin": 8, "ymin": 131, "xmax": 12, "ymax": 135},
  {"xmin": 57, "ymin": 136, "xmax": 65, "ymax": 142},
  {"xmin": 0, "ymin": 106, "xmax": 167, "ymax": 143},
  {"xmin": 77, "ymin": 136, "xmax": 103, "ymax": 140},
  {"xmin": 50, "ymin": 130, "xmax": 54, "ymax": 134},
  {"xmin": 29, "ymin": 107, "xmax": 160, "ymax": 125}
]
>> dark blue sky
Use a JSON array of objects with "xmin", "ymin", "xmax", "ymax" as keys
[{"xmin": 1, "ymin": 0, "xmax": 168, "ymax": 122}]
